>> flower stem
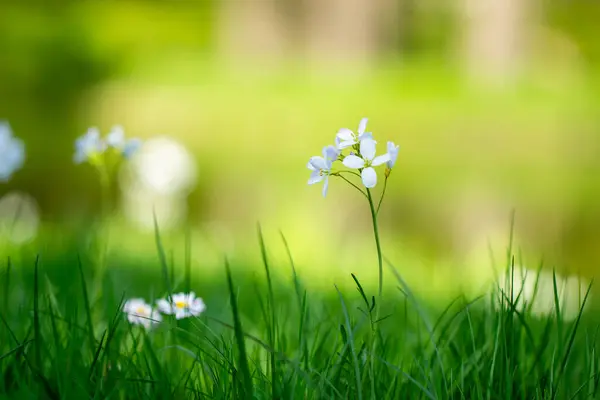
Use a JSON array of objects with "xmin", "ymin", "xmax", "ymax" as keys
[
  {"xmin": 338, "ymin": 170, "xmax": 362, "ymax": 179},
  {"xmin": 376, "ymin": 175, "xmax": 388, "ymax": 215},
  {"xmin": 336, "ymin": 174, "xmax": 368, "ymax": 199},
  {"xmin": 366, "ymin": 188, "xmax": 384, "ymax": 306},
  {"xmin": 94, "ymin": 166, "xmax": 112, "ymax": 297},
  {"xmin": 366, "ymin": 187, "xmax": 384, "ymax": 395}
]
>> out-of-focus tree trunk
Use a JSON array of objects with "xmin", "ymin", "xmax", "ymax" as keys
[
  {"xmin": 303, "ymin": 0, "xmax": 397, "ymax": 69},
  {"xmin": 458, "ymin": 0, "xmax": 533, "ymax": 85},
  {"xmin": 217, "ymin": 0, "xmax": 289, "ymax": 64}
]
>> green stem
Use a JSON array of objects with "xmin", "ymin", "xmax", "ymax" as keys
[
  {"xmin": 376, "ymin": 175, "xmax": 388, "ymax": 215},
  {"xmin": 94, "ymin": 166, "xmax": 111, "ymax": 296},
  {"xmin": 366, "ymin": 188, "xmax": 384, "ymax": 396},
  {"xmin": 336, "ymin": 175, "xmax": 368, "ymax": 199},
  {"xmin": 337, "ymin": 170, "xmax": 362, "ymax": 178},
  {"xmin": 366, "ymin": 188, "xmax": 384, "ymax": 308}
]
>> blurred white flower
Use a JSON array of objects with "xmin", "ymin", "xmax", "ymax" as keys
[
  {"xmin": 493, "ymin": 267, "xmax": 590, "ymax": 321},
  {"xmin": 121, "ymin": 188, "xmax": 187, "ymax": 232},
  {"xmin": 123, "ymin": 298, "xmax": 162, "ymax": 328},
  {"xmin": 106, "ymin": 125, "xmax": 142, "ymax": 158},
  {"xmin": 336, "ymin": 117, "xmax": 374, "ymax": 149},
  {"xmin": 307, "ymin": 145, "xmax": 337, "ymax": 197},
  {"xmin": 386, "ymin": 141, "xmax": 399, "ymax": 169},
  {"xmin": 0, "ymin": 122, "xmax": 25, "ymax": 182},
  {"xmin": 74, "ymin": 127, "xmax": 107, "ymax": 164},
  {"xmin": 342, "ymin": 138, "xmax": 390, "ymax": 188},
  {"xmin": 157, "ymin": 292, "xmax": 206, "ymax": 320},
  {"xmin": 119, "ymin": 136, "xmax": 197, "ymax": 232},
  {"xmin": 129, "ymin": 136, "xmax": 197, "ymax": 195}
]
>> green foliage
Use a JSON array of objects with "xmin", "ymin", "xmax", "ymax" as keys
[{"xmin": 0, "ymin": 236, "xmax": 598, "ymax": 399}]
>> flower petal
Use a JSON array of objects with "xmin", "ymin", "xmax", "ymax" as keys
[
  {"xmin": 322, "ymin": 176, "xmax": 329, "ymax": 197},
  {"xmin": 337, "ymin": 140, "xmax": 356, "ymax": 149},
  {"xmin": 372, "ymin": 153, "xmax": 391, "ymax": 167},
  {"xmin": 123, "ymin": 138, "xmax": 142, "ymax": 158},
  {"xmin": 308, "ymin": 170, "xmax": 324, "ymax": 185},
  {"xmin": 358, "ymin": 118, "xmax": 368, "ymax": 135},
  {"xmin": 342, "ymin": 155, "xmax": 365, "ymax": 169},
  {"xmin": 358, "ymin": 132, "xmax": 375, "ymax": 142},
  {"xmin": 190, "ymin": 298, "xmax": 206, "ymax": 315},
  {"xmin": 309, "ymin": 156, "xmax": 327, "ymax": 171},
  {"xmin": 360, "ymin": 138, "xmax": 376, "ymax": 161},
  {"xmin": 157, "ymin": 299, "xmax": 173, "ymax": 314},
  {"xmin": 336, "ymin": 128, "xmax": 355, "ymax": 142},
  {"xmin": 175, "ymin": 309, "xmax": 188, "ymax": 320},
  {"xmin": 361, "ymin": 167, "xmax": 377, "ymax": 188},
  {"xmin": 387, "ymin": 141, "xmax": 399, "ymax": 168},
  {"xmin": 106, "ymin": 126, "xmax": 125, "ymax": 148},
  {"xmin": 323, "ymin": 145, "xmax": 339, "ymax": 162}
]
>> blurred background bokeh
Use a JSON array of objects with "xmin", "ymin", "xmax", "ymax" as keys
[{"xmin": 1, "ymin": 0, "xmax": 599, "ymax": 301}]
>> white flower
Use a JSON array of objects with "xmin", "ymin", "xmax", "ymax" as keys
[
  {"xmin": 157, "ymin": 292, "xmax": 206, "ymax": 320},
  {"xmin": 74, "ymin": 127, "xmax": 107, "ymax": 164},
  {"xmin": 0, "ymin": 123, "xmax": 25, "ymax": 182},
  {"xmin": 106, "ymin": 125, "xmax": 142, "ymax": 158},
  {"xmin": 307, "ymin": 145, "xmax": 338, "ymax": 197},
  {"xmin": 123, "ymin": 298, "xmax": 162, "ymax": 328},
  {"xmin": 342, "ymin": 138, "xmax": 390, "ymax": 188},
  {"xmin": 335, "ymin": 117, "xmax": 374, "ymax": 149},
  {"xmin": 386, "ymin": 141, "xmax": 399, "ymax": 169}
]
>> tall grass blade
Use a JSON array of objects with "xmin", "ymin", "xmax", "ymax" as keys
[
  {"xmin": 257, "ymin": 224, "xmax": 277, "ymax": 398},
  {"xmin": 78, "ymin": 255, "xmax": 96, "ymax": 356},
  {"xmin": 224, "ymin": 258, "xmax": 253, "ymax": 398},
  {"xmin": 335, "ymin": 285, "xmax": 362, "ymax": 400}
]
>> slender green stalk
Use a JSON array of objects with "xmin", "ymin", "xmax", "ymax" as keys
[
  {"xmin": 366, "ymin": 187, "xmax": 384, "ymax": 395},
  {"xmin": 92, "ymin": 166, "xmax": 111, "ymax": 301},
  {"xmin": 376, "ymin": 175, "xmax": 388, "ymax": 214},
  {"xmin": 336, "ymin": 175, "xmax": 368, "ymax": 199},
  {"xmin": 366, "ymin": 188, "xmax": 384, "ymax": 303}
]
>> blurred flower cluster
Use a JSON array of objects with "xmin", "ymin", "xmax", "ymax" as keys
[
  {"xmin": 123, "ymin": 292, "xmax": 206, "ymax": 329},
  {"xmin": 74, "ymin": 125, "xmax": 141, "ymax": 165}
]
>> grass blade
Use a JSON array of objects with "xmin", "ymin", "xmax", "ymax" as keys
[
  {"xmin": 335, "ymin": 285, "xmax": 363, "ymax": 400},
  {"xmin": 225, "ymin": 258, "xmax": 253, "ymax": 398},
  {"xmin": 257, "ymin": 224, "xmax": 277, "ymax": 398}
]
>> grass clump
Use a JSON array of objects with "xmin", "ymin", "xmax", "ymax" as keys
[{"xmin": 0, "ymin": 232, "xmax": 597, "ymax": 399}]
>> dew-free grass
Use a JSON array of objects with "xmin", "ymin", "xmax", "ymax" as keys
[{"xmin": 0, "ymin": 231, "xmax": 597, "ymax": 399}]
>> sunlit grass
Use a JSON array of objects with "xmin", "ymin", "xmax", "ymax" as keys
[{"xmin": 0, "ymin": 227, "xmax": 597, "ymax": 399}]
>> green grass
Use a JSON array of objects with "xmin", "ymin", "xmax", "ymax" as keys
[{"xmin": 0, "ymin": 226, "xmax": 598, "ymax": 400}]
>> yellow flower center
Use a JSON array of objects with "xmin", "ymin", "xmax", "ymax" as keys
[
  {"xmin": 135, "ymin": 307, "xmax": 147, "ymax": 315},
  {"xmin": 175, "ymin": 300, "xmax": 188, "ymax": 309}
]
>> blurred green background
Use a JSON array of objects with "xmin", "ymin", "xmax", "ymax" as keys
[{"xmin": 1, "ymin": 0, "xmax": 600, "ymax": 301}]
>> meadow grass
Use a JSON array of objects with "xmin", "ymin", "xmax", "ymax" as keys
[{"xmin": 0, "ymin": 222, "xmax": 598, "ymax": 400}]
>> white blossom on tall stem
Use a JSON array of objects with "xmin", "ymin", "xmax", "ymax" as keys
[
  {"xmin": 157, "ymin": 292, "xmax": 206, "ymax": 320},
  {"xmin": 0, "ymin": 122, "xmax": 25, "ymax": 182},
  {"xmin": 336, "ymin": 117, "xmax": 374, "ymax": 149},
  {"xmin": 73, "ymin": 127, "xmax": 107, "ymax": 164},
  {"xmin": 123, "ymin": 298, "xmax": 162, "ymax": 329},
  {"xmin": 342, "ymin": 138, "xmax": 390, "ymax": 188},
  {"xmin": 307, "ymin": 145, "xmax": 338, "ymax": 197},
  {"xmin": 106, "ymin": 125, "xmax": 142, "ymax": 158},
  {"xmin": 386, "ymin": 141, "xmax": 399, "ymax": 169}
]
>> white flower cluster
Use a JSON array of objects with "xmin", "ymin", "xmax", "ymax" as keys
[
  {"xmin": 74, "ymin": 125, "xmax": 142, "ymax": 165},
  {"xmin": 0, "ymin": 122, "xmax": 25, "ymax": 182},
  {"xmin": 307, "ymin": 118, "xmax": 399, "ymax": 197},
  {"xmin": 123, "ymin": 291, "xmax": 206, "ymax": 329}
]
